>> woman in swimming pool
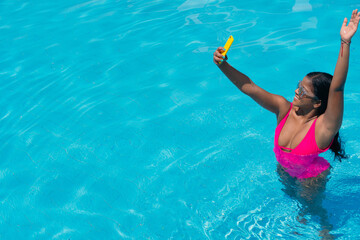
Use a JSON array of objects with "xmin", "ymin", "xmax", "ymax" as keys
[
  {"xmin": 213, "ymin": 10, "xmax": 360, "ymax": 178},
  {"xmin": 213, "ymin": 10, "xmax": 359, "ymax": 237}
]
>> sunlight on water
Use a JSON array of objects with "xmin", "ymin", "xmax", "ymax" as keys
[{"xmin": 0, "ymin": 0, "xmax": 360, "ymax": 239}]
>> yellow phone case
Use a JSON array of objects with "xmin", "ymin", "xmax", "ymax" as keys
[{"xmin": 222, "ymin": 35, "xmax": 233, "ymax": 56}]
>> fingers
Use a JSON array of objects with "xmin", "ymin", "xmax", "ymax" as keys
[
  {"xmin": 217, "ymin": 46, "xmax": 225, "ymax": 53},
  {"xmin": 349, "ymin": 9, "xmax": 360, "ymax": 27},
  {"xmin": 213, "ymin": 47, "xmax": 226, "ymax": 64},
  {"xmin": 343, "ymin": 17, "xmax": 348, "ymax": 27},
  {"xmin": 352, "ymin": 9, "xmax": 357, "ymax": 18},
  {"xmin": 343, "ymin": 10, "xmax": 360, "ymax": 27},
  {"xmin": 214, "ymin": 54, "xmax": 225, "ymax": 63},
  {"xmin": 350, "ymin": 9, "xmax": 359, "ymax": 22}
]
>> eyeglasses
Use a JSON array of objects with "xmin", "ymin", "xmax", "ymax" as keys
[{"xmin": 297, "ymin": 81, "xmax": 318, "ymax": 100}]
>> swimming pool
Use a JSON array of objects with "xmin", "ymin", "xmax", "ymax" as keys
[{"xmin": 1, "ymin": 0, "xmax": 360, "ymax": 239}]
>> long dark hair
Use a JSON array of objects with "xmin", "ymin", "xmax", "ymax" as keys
[{"xmin": 306, "ymin": 72, "xmax": 348, "ymax": 162}]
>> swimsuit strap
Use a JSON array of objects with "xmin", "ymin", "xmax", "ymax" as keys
[
  {"xmin": 292, "ymin": 118, "xmax": 334, "ymax": 154},
  {"xmin": 274, "ymin": 103, "xmax": 292, "ymax": 148}
]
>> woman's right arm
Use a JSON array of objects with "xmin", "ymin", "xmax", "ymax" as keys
[{"xmin": 213, "ymin": 47, "xmax": 290, "ymax": 119}]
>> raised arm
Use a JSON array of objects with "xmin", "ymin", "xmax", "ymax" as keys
[
  {"xmin": 322, "ymin": 10, "xmax": 360, "ymax": 133},
  {"xmin": 213, "ymin": 47, "xmax": 290, "ymax": 120}
]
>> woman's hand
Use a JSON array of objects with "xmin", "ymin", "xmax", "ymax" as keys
[
  {"xmin": 340, "ymin": 9, "xmax": 360, "ymax": 42},
  {"xmin": 213, "ymin": 47, "xmax": 228, "ymax": 65}
]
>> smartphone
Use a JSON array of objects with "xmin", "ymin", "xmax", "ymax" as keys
[{"xmin": 222, "ymin": 35, "xmax": 234, "ymax": 57}]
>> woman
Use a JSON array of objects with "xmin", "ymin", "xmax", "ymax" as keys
[
  {"xmin": 213, "ymin": 10, "xmax": 360, "ymax": 180},
  {"xmin": 213, "ymin": 10, "xmax": 360, "ymax": 237}
]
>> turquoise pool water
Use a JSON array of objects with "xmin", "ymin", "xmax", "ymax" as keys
[{"xmin": 1, "ymin": 0, "xmax": 360, "ymax": 239}]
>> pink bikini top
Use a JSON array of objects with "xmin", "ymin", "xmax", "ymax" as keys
[{"xmin": 274, "ymin": 103, "xmax": 332, "ymax": 155}]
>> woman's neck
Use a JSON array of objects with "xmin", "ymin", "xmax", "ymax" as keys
[{"xmin": 293, "ymin": 106, "xmax": 319, "ymax": 123}]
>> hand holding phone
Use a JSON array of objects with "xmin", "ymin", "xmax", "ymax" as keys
[
  {"xmin": 214, "ymin": 36, "xmax": 233, "ymax": 65},
  {"xmin": 222, "ymin": 35, "xmax": 233, "ymax": 57}
]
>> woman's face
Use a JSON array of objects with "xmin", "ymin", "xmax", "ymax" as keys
[{"xmin": 293, "ymin": 76, "xmax": 319, "ymax": 106}]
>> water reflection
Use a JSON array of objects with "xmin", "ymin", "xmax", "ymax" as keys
[{"xmin": 292, "ymin": 0, "xmax": 312, "ymax": 12}]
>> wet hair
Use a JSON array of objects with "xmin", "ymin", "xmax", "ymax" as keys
[{"xmin": 306, "ymin": 72, "xmax": 348, "ymax": 162}]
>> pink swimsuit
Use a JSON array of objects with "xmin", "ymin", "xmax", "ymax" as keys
[{"xmin": 274, "ymin": 104, "xmax": 332, "ymax": 179}]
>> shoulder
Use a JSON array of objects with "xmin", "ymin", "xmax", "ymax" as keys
[
  {"xmin": 315, "ymin": 114, "xmax": 338, "ymax": 149},
  {"xmin": 276, "ymin": 99, "xmax": 291, "ymax": 125}
]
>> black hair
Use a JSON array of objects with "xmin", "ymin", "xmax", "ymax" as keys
[{"xmin": 306, "ymin": 72, "xmax": 348, "ymax": 162}]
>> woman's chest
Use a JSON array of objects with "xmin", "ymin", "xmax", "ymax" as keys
[{"xmin": 277, "ymin": 119, "xmax": 314, "ymax": 150}]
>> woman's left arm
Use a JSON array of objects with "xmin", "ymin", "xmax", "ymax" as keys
[{"xmin": 322, "ymin": 9, "xmax": 360, "ymax": 134}]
